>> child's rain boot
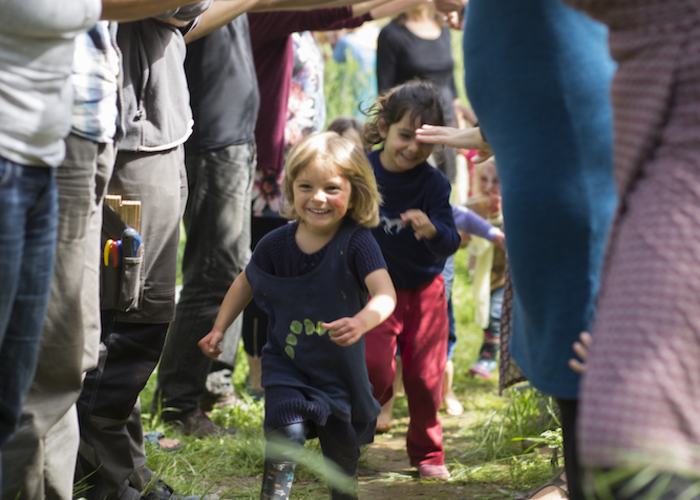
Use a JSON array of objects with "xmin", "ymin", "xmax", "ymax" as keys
[
  {"xmin": 260, "ymin": 460, "xmax": 296, "ymax": 500},
  {"xmin": 469, "ymin": 332, "xmax": 500, "ymax": 379}
]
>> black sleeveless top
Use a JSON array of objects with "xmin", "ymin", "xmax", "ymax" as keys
[{"xmin": 245, "ymin": 221, "xmax": 381, "ymax": 424}]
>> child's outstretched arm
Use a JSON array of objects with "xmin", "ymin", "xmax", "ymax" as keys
[
  {"xmin": 323, "ymin": 269, "xmax": 396, "ymax": 347},
  {"xmin": 415, "ymin": 125, "xmax": 492, "ymax": 163},
  {"xmin": 198, "ymin": 270, "xmax": 254, "ymax": 359}
]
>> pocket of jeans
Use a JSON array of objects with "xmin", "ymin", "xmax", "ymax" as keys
[
  {"xmin": 0, "ymin": 158, "xmax": 13, "ymax": 187},
  {"xmin": 117, "ymin": 255, "xmax": 144, "ymax": 312}
]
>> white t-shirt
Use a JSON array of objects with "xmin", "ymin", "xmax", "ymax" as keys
[{"xmin": 0, "ymin": 0, "xmax": 101, "ymax": 167}]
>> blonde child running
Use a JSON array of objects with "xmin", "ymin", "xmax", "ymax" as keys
[
  {"xmin": 199, "ymin": 132, "xmax": 396, "ymax": 500},
  {"xmin": 464, "ymin": 158, "xmax": 506, "ymax": 379},
  {"xmin": 363, "ymin": 81, "xmax": 461, "ymax": 480}
]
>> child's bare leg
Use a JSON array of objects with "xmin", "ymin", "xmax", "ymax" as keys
[
  {"xmin": 442, "ymin": 360, "xmax": 463, "ymax": 416},
  {"xmin": 377, "ymin": 356, "xmax": 402, "ymax": 433}
]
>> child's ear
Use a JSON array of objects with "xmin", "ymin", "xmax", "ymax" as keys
[{"xmin": 377, "ymin": 119, "xmax": 388, "ymax": 140}]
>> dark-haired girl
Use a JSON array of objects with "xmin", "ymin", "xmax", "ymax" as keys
[{"xmin": 363, "ymin": 81, "xmax": 460, "ymax": 480}]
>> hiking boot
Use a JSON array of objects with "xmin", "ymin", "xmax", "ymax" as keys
[{"xmin": 179, "ymin": 409, "xmax": 236, "ymax": 437}]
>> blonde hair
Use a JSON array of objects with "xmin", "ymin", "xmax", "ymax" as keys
[{"xmin": 281, "ymin": 131, "xmax": 382, "ymax": 228}]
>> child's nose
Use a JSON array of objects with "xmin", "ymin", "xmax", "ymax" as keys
[{"xmin": 313, "ymin": 190, "xmax": 327, "ymax": 202}]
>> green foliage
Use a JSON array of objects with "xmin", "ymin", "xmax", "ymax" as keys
[{"xmin": 321, "ymin": 44, "xmax": 374, "ymax": 126}]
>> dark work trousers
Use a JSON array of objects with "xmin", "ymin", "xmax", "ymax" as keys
[
  {"xmin": 155, "ymin": 142, "xmax": 255, "ymax": 421},
  {"xmin": 76, "ymin": 313, "xmax": 168, "ymax": 500}
]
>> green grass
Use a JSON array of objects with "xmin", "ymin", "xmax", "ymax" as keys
[
  {"xmin": 139, "ymin": 34, "xmax": 561, "ymax": 499},
  {"xmin": 138, "ymin": 248, "xmax": 561, "ymax": 499}
]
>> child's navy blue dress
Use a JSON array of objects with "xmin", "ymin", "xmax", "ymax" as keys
[{"xmin": 245, "ymin": 220, "xmax": 381, "ymax": 443}]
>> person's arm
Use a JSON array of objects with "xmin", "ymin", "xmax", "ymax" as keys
[
  {"xmin": 101, "ymin": 0, "xmax": 207, "ymax": 20},
  {"xmin": 416, "ymin": 124, "xmax": 492, "ymax": 163},
  {"xmin": 376, "ymin": 23, "xmax": 400, "ymax": 93},
  {"xmin": 198, "ymin": 270, "xmax": 254, "ymax": 358},
  {"xmin": 432, "ymin": 0, "xmax": 466, "ymax": 14},
  {"xmin": 323, "ymin": 268, "xmax": 396, "ymax": 347}
]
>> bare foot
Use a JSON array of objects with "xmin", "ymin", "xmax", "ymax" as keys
[
  {"xmin": 376, "ymin": 396, "xmax": 394, "ymax": 433},
  {"xmin": 443, "ymin": 389, "xmax": 464, "ymax": 416}
]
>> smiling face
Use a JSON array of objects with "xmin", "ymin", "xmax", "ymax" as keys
[
  {"xmin": 292, "ymin": 159, "xmax": 353, "ymax": 237},
  {"xmin": 378, "ymin": 113, "xmax": 434, "ymax": 173},
  {"xmin": 478, "ymin": 159, "xmax": 501, "ymax": 215}
]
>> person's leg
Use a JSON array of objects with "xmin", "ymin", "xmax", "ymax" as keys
[
  {"xmin": 556, "ymin": 398, "xmax": 582, "ymax": 500},
  {"xmin": 399, "ymin": 276, "xmax": 448, "ymax": 471},
  {"xmin": 0, "ymin": 159, "xmax": 58, "ymax": 493},
  {"xmin": 2, "ymin": 135, "xmax": 114, "ymax": 500},
  {"xmin": 261, "ymin": 422, "xmax": 307, "ymax": 500},
  {"xmin": 364, "ymin": 299, "xmax": 403, "ymax": 407},
  {"xmin": 155, "ymin": 142, "xmax": 255, "ymax": 427},
  {"xmin": 316, "ymin": 418, "xmax": 361, "ymax": 500},
  {"xmin": 76, "ymin": 316, "xmax": 169, "ymax": 500},
  {"xmin": 470, "ymin": 286, "xmax": 504, "ymax": 379}
]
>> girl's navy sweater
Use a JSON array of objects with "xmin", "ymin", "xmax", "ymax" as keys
[{"xmin": 368, "ymin": 149, "xmax": 460, "ymax": 289}]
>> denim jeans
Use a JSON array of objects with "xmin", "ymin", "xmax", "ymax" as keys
[
  {"xmin": 2, "ymin": 135, "xmax": 115, "ymax": 500},
  {"xmin": 0, "ymin": 157, "xmax": 58, "ymax": 489},
  {"xmin": 155, "ymin": 141, "xmax": 255, "ymax": 421}
]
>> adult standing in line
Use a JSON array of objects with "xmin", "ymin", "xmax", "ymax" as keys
[
  {"xmin": 1, "ymin": 21, "xmax": 120, "ymax": 500},
  {"xmin": 74, "ymin": 6, "xmax": 217, "ymax": 500},
  {"xmin": 154, "ymin": 13, "xmax": 260, "ymax": 435},
  {"xmin": 376, "ymin": 0, "xmax": 468, "ymax": 182},
  {"xmin": 0, "ymin": 0, "xmax": 100, "ymax": 493},
  {"xmin": 418, "ymin": 1, "xmax": 617, "ymax": 498},
  {"xmin": 561, "ymin": 0, "xmax": 700, "ymax": 495}
]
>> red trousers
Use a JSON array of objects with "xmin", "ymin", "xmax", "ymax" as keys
[{"xmin": 365, "ymin": 274, "xmax": 448, "ymax": 466}]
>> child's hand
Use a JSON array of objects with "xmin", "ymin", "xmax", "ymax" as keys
[
  {"xmin": 401, "ymin": 209, "xmax": 437, "ymax": 240},
  {"xmin": 492, "ymin": 231, "xmax": 506, "ymax": 250},
  {"xmin": 198, "ymin": 328, "xmax": 224, "ymax": 359},
  {"xmin": 568, "ymin": 331, "xmax": 593, "ymax": 374},
  {"xmin": 458, "ymin": 230, "xmax": 471, "ymax": 249},
  {"xmin": 323, "ymin": 317, "xmax": 367, "ymax": 347}
]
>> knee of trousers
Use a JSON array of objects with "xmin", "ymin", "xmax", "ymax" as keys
[{"xmin": 265, "ymin": 422, "xmax": 307, "ymax": 461}]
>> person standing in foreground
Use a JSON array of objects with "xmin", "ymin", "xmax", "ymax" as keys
[
  {"xmin": 417, "ymin": 0, "xmax": 616, "ymax": 496},
  {"xmin": 0, "ymin": 0, "xmax": 100, "ymax": 493},
  {"xmin": 562, "ymin": 0, "xmax": 700, "ymax": 496},
  {"xmin": 199, "ymin": 132, "xmax": 396, "ymax": 500}
]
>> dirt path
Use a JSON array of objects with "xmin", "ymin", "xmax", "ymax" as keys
[{"xmin": 357, "ymin": 414, "xmax": 504, "ymax": 500}]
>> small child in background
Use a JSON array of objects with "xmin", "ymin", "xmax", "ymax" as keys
[
  {"xmin": 362, "ymin": 80, "xmax": 461, "ymax": 480},
  {"xmin": 443, "ymin": 203, "xmax": 505, "ymax": 412},
  {"xmin": 464, "ymin": 158, "xmax": 506, "ymax": 379},
  {"xmin": 199, "ymin": 132, "xmax": 396, "ymax": 500},
  {"xmin": 327, "ymin": 116, "xmax": 371, "ymax": 153}
]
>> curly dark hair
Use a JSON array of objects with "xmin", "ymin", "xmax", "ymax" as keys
[{"xmin": 363, "ymin": 79, "xmax": 446, "ymax": 146}]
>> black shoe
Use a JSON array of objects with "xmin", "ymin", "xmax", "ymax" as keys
[{"xmin": 141, "ymin": 479, "xmax": 209, "ymax": 500}]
